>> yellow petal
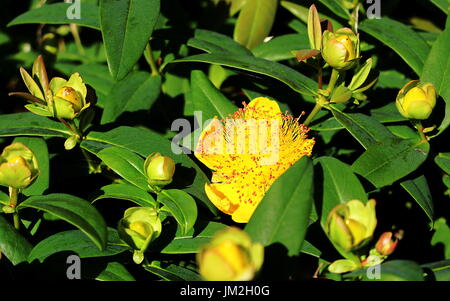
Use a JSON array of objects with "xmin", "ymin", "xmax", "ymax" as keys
[{"xmin": 244, "ymin": 97, "xmax": 282, "ymax": 120}]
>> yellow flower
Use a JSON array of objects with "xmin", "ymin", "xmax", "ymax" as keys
[{"xmin": 194, "ymin": 97, "xmax": 315, "ymax": 223}]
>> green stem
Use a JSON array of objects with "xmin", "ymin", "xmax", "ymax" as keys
[
  {"xmin": 326, "ymin": 68, "xmax": 340, "ymax": 93},
  {"xmin": 9, "ymin": 187, "xmax": 20, "ymax": 230},
  {"xmin": 81, "ymin": 148, "xmax": 101, "ymax": 174},
  {"xmin": 70, "ymin": 24, "xmax": 85, "ymax": 56},
  {"xmin": 144, "ymin": 42, "xmax": 159, "ymax": 77},
  {"xmin": 304, "ymin": 102, "xmax": 323, "ymax": 126},
  {"xmin": 413, "ymin": 120, "xmax": 428, "ymax": 141}
]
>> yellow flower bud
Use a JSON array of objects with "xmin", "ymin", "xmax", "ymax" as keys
[
  {"xmin": 396, "ymin": 80, "xmax": 437, "ymax": 120},
  {"xmin": 197, "ymin": 227, "xmax": 264, "ymax": 281},
  {"xmin": 144, "ymin": 152, "xmax": 176, "ymax": 187},
  {"xmin": 326, "ymin": 199, "xmax": 377, "ymax": 252},
  {"xmin": 322, "ymin": 28, "xmax": 359, "ymax": 70},
  {"xmin": 0, "ymin": 143, "xmax": 39, "ymax": 189},
  {"xmin": 55, "ymin": 86, "xmax": 83, "ymax": 112}
]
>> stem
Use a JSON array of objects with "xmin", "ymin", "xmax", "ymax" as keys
[
  {"xmin": 317, "ymin": 67, "xmax": 323, "ymax": 90},
  {"xmin": 304, "ymin": 102, "xmax": 323, "ymax": 126},
  {"xmin": 413, "ymin": 120, "xmax": 428, "ymax": 141},
  {"xmin": 144, "ymin": 42, "xmax": 160, "ymax": 76},
  {"xmin": 70, "ymin": 24, "xmax": 85, "ymax": 56},
  {"xmin": 326, "ymin": 68, "xmax": 340, "ymax": 93},
  {"xmin": 81, "ymin": 148, "xmax": 101, "ymax": 174},
  {"xmin": 9, "ymin": 187, "xmax": 20, "ymax": 230}
]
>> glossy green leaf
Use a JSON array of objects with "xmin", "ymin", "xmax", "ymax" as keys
[
  {"xmin": 28, "ymin": 228, "xmax": 129, "ymax": 263},
  {"xmin": 8, "ymin": 3, "xmax": 100, "ymax": 30},
  {"xmin": 0, "ymin": 113, "xmax": 69, "ymax": 138},
  {"xmin": 330, "ymin": 107, "xmax": 396, "ymax": 149},
  {"xmin": 82, "ymin": 126, "xmax": 216, "ymax": 214},
  {"xmin": 348, "ymin": 58, "xmax": 373, "ymax": 91},
  {"xmin": 175, "ymin": 53, "xmax": 317, "ymax": 96},
  {"xmin": 400, "ymin": 175, "xmax": 434, "ymax": 222},
  {"xmin": 252, "ymin": 34, "xmax": 310, "ymax": 61},
  {"xmin": 191, "ymin": 70, "xmax": 237, "ymax": 120},
  {"xmin": 245, "ymin": 156, "xmax": 314, "ymax": 256},
  {"xmin": 435, "ymin": 153, "xmax": 450, "ymax": 174},
  {"xmin": 429, "ymin": 0, "xmax": 449, "ymax": 14},
  {"xmin": 431, "ymin": 218, "xmax": 450, "ymax": 259},
  {"xmin": 158, "ymin": 189, "xmax": 198, "ymax": 235},
  {"xmin": 188, "ymin": 29, "xmax": 253, "ymax": 56},
  {"xmin": 144, "ymin": 261, "xmax": 202, "ymax": 281},
  {"xmin": 318, "ymin": 0, "xmax": 350, "ymax": 19},
  {"xmin": 0, "ymin": 214, "xmax": 33, "ymax": 265},
  {"xmin": 352, "ymin": 138, "xmax": 430, "ymax": 188},
  {"xmin": 101, "ymin": 72, "xmax": 161, "ymax": 123},
  {"xmin": 96, "ymin": 147, "xmax": 148, "ymax": 191},
  {"xmin": 100, "ymin": 0, "xmax": 160, "ymax": 80},
  {"xmin": 18, "ymin": 194, "xmax": 107, "ymax": 250},
  {"xmin": 234, "ymin": 0, "xmax": 278, "ymax": 50},
  {"xmin": 95, "ymin": 262, "xmax": 135, "ymax": 281},
  {"xmin": 13, "ymin": 137, "xmax": 49, "ymax": 196},
  {"xmin": 421, "ymin": 27, "xmax": 450, "ymax": 136},
  {"xmin": 360, "ymin": 18, "xmax": 430, "ymax": 75},
  {"xmin": 93, "ymin": 183, "xmax": 156, "ymax": 207},
  {"xmin": 422, "ymin": 260, "xmax": 450, "ymax": 281},
  {"xmin": 314, "ymin": 156, "xmax": 368, "ymax": 227},
  {"xmin": 346, "ymin": 260, "xmax": 425, "ymax": 281}
]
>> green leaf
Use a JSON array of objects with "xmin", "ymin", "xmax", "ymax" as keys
[
  {"xmin": 96, "ymin": 147, "xmax": 148, "ymax": 191},
  {"xmin": 175, "ymin": 53, "xmax": 318, "ymax": 96},
  {"xmin": 158, "ymin": 189, "xmax": 198, "ymax": 235},
  {"xmin": 0, "ymin": 215, "xmax": 33, "ymax": 265},
  {"xmin": 422, "ymin": 260, "xmax": 450, "ymax": 281},
  {"xmin": 18, "ymin": 194, "xmax": 107, "ymax": 250},
  {"xmin": 191, "ymin": 70, "xmax": 238, "ymax": 120},
  {"xmin": 429, "ymin": 0, "xmax": 449, "ymax": 14},
  {"xmin": 400, "ymin": 175, "xmax": 434, "ymax": 222},
  {"xmin": 318, "ymin": 0, "xmax": 350, "ymax": 19},
  {"xmin": 101, "ymin": 72, "xmax": 161, "ymax": 124},
  {"xmin": 188, "ymin": 29, "xmax": 253, "ymax": 56},
  {"xmin": 82, "ymin": 126, "xmax": 216, "ymax": 214},
  {"xmin": 360, "ymin": 18, "xmax": 430, "ymax": 75},
  {"xmin": 431, "ymin": 218, "xmax": 450, "ymax": 259},
  {"xmin": 348, "ymin": 58, "xmax": 373, "ymax": 91},
  {"xmin": 352, "ymin": 138, "xmax": 430, "ymax": 188},
  {"xmin": 14, "ymin": 137, "xmax": 49, "ymax": 196},
  {"xmin": 144, "ymin": 261, "xmax": 202, "ymax": 281},
  {"xmin": 100, "ymin": 0, "xmax": 160, "ymax": 80},
  {"xmin": 330, "ymin": 107, "xmax": 396, "ymax": 149},
  {"xmin": 314, "ymin": 157, "xmax": 368, "ymax": 227},
  {"xmin": 93, "ymin": 183, "xmax": 156, "ymax": 207},
  {"xmin": 252, "ymin": 34, "xmax": 310, "ymax": 61},
  {"xmin": 346, "ymin": 260, "xmax": 425, "ymax": 281},
  {"xmin": 159, "ymin": 222, "xmax": 228, "ymax": 254},
  {"xmin": 28, "ymin": 228, "xmax": 129, "ymax": 263},
  {"xmin": 7, "ymin": 3, "xmax": 100, "ymax": 30},
  {"xmin": 435, "ymin": 152, "xmax": 450, "ymax": 174},
  {"xmin": 0, "ymin": 112, "xmax": 69, "ymax": 138},
  {"xmin": 95, "ymin": 262, "xmax": 135, "ymax": 281},
  {"xmin": 245, "ymin": 156, "xmax": 314, "ymax": 256},
  {"xmin": 421, "ymin": 26, "xmax": 450, "ymax": 136},
  {"xmin": 233, "ymin": 0, "xmax": 278, "ymax": 50}
]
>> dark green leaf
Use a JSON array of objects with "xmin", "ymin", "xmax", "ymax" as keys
[
  {"xmin": 191, "ymin": 70, "xmax": 237, "ymax": 120},
  {"xmin": 422, "ymin": 260, "xmax": 450, "ymax": 281},
  {"xmin": 400, "ymin": 175, "xmax": 434, "ymax": 222},
  {"xmin": 360, "ymin": 18, "xmax": 430, "ymax": 75},
  {"xmin": 8, "ymin": 3, "xmax": 100, "ymax": 30},
  {"xmin": 435, "ymin": 152, "xmax": 450, "ymax": 174},
  {"xmin": 101, "ymin": 72, "xmax": 161, "ymax": 123},
  {"xmin": 188, "ymin": 29, "xmax": 253, "ymax": 56},
  {"xmin": 245, "ymin": 156, "xmax": 314, "ymax": 256},
  {"xmin": 144, "ymin": 261, "xmax": 202, "ymax": 281},
  {"xmin": 100, "ymin": 0, "xmax": 160, "ymax": 80},
  {"xmin": 0, "ymin": 215, "xmax": 33, "ymax": 265},
  {"xmin": 0, "ymin": 113, "xmax": 69, "ymax": 138},
  {"xmin": 158, "ymin": 189, "xmax": 198, "ymax": 235},
  {"xmin": 314, "ymin": 156, "xmax": 368, "ymax": 227},
  {"xmin": 18, "ymin": 194, "xmax": 107, "ymax": 250},
  {"xmin": 346, "ymin": 260, "xmax": 424, "ymax": 281},
  {"xmin": 14, "ymin": 137, "xmax": 49, "ymax": 196},
  {"xmin": 96, "ymin": 147, "xmax": 148, "ymax": 191},
  {"xmin": 318, "ymin": 0, "xmax": 350, "ymax": 19},
  {"xmin": 252, "ymin": 34, "xmax": 309, "ymax": 61},
  {"xmin": 429, "ymin": 0, "xmax": 449, "ymax": 14},
  {"xmin": 28, "ymin": 228, "xmax": 129, "ymax": 263},
  {"xmin": 233, "ymin": 0, "xmax": 278, "ymax": 50},
  {"xmin": 95, "ymin": 262, "xmax": 135, "ymax": 281},
  {"xmin": 93, "ymin": 183, "xmax": 156, "ymax": 207},
  {"xmin": 352, "ymin": 138, "xmax": 430, "ymax": 188}
]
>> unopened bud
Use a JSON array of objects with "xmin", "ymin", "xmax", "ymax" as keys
[
  {"xmin": 396, "ymin": 80, "xmax": 437, "ymax": 120},
  {"xmin": 144, "ymin": 153, "xmax": 176, "ymax": 187},
  {"xmin": 375, "ymin": 232, "xmax": 398, "ymax": 256}
]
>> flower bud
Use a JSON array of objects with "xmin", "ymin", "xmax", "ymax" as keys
[
  {"xmin": 321, "ymin": 28, "xmax": 359, "ymax": 70},
  {"xmin": 0, "ymin": 143, "xmax": 39, "ymax": 189},
  {"xmin": 326, "ymin": 199, "xmax": 377, "ymax": 252},
  {"xmin": 144, "ymin": 152, "xmax": 176, "ymax": 187},
  {"xmin": 197, "ymin": 227, "xmax": 264, "ymax": 281},
  {"xmin": 396, "ymin": 80, "xmax": 437, "ymax": 120},
  {"xmin": 117, "ymin": 207, "xmax": 162, "ymax": 257},
  {"xmin": 375, "ymin": 232, "xmax": 398, "ymax": 256}
]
